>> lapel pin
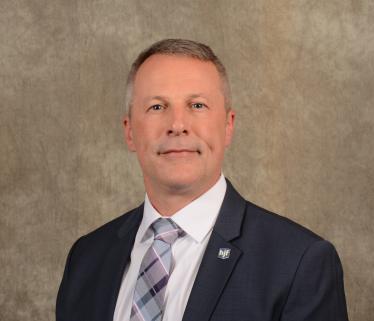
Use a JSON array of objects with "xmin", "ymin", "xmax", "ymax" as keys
[{"xmin": 217, "ymin": 248, "xmax": 231, "ymax": 260}]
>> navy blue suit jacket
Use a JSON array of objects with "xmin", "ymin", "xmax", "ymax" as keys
[{"xmin": 56, "ymin": 180, "xmax": 349, "ymax": 320}]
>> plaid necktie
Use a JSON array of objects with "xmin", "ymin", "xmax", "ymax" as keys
[{"xmin": 130, "ymin": 218, "xmax": 183, "ymax": 321}]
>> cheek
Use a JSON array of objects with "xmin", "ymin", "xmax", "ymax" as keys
[
  {"xmin": 131, "ymin": 121, "xmax": 153, "ymax": 148},
  {"xmin": 199, "ymin": 126, "xmax": 227, "ymax": 152},
  {"xmin": 131, "ymin": 123, "xmax": 165, "ymax": 157}
]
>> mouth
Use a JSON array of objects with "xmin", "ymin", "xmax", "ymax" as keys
[{"xmin": 158, "ymin": 149, "xmax": 201, "ymax": 156}]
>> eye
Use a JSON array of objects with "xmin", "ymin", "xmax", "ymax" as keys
[
  {"xmin": 191, "ymin": 102, "xmax": 206, "ymax": 109},
  {"xmin": 149, "ymin": 104, "xmax": 163, "ymax": 111}
]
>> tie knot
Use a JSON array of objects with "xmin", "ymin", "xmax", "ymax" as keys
[{"xmin": 151, "ymin": 218, "xmax": 183, "ymax": 245}]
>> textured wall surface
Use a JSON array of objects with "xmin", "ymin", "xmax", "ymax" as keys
[{"xmin": 1, "ymin": 0, "xmax": 373, "ymax": 320}]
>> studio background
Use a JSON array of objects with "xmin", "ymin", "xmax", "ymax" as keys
[{"xmin": 1, "ymin": 1, "xmax": 373, "ymax": 320}]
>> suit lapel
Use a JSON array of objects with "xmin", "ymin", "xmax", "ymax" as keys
[
  {"xmin": 182, "ymin": 180, "xmax": 247, "ymax": 321},
  {"xmin": 92, "ymin": 204, "xmax": 143, "ymax": 321},
  {"xmin": 182, "ymin": 231, "xmax": 242, "ymax": 321}
]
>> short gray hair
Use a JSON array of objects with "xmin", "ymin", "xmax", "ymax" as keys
[{"xmin": 125, "ymin": 39, "xmax": 231, "ymax": 116}]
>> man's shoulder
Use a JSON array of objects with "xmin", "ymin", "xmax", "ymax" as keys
[
  {"xmin": 239, "ymin": 199, "xmax": 326, "ymax": 255},
  {"xmin": 74, "ymin": 204, "xmax": 143, "ymax": 252},
  {"xmin": 246, "ymin": 200, "xmax": 322, "ymax": 240},
  {"xmin": 224, "ymin": 179, "xmax": 324, "ymax": 246}
]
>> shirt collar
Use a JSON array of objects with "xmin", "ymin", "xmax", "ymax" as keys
[{"xmin": 138, "ymin": 174, "xmax": 227, "ymax": 244}]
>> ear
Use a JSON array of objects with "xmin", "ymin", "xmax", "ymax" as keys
[
  {"xmin": 224, "ymin": 109, "xmax": 235, "ymax": 147},
  {"xmin": 123, "ymin": 116, "xmax": 136, "ymax": 152}
]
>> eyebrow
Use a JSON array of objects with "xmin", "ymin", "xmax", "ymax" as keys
[
  {"xmin": 145, "ymin": 93, "xmax": 208, "ymax": 102},
  {"xmin": 148, "ymin": 95, "xmax": 168, "ymax": 101},
  {"xmin": 186, "ymin": 93, "xmax": 208, "ymax": 100}
]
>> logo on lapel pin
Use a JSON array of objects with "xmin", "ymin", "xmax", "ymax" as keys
[{"xmin": 217, "ymin": 248, "xmax": 231, "ymax": 260}]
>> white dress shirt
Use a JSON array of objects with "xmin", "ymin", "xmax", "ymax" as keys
[{"xmin": 113, "ymin": 174, "xmax": 227, "ymax": 321}]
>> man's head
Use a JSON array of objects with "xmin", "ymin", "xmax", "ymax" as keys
[
  {"xmin": 123, "ymin": 39, "xmax": 235, "ymax": 199},
  {"xmin": 125, "ymin": 39, "xmax": 231, "ymax": 116}
]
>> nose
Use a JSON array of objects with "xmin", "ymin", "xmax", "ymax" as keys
[{"xmin": 167, "ymin": 105, "xmax": 189, "ymax": 136}]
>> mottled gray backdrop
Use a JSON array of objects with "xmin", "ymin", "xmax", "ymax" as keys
[{"xmin": 1, "ymin": 0, "xmax": 373, "ymax": 320}]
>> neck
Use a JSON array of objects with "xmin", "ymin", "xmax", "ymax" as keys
[{"xmin": 145, "ymin": 175, "xmax": 221, "ymax": 216}]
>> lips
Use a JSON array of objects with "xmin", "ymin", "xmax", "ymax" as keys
[
  {"xmin": 158, "ymin": 149, "xmax": 201, "ymax": 156},
  {"xmin": 163, "ymin": 149, "xmax": 196, "ymax": 154},
  {"xmin": 157, "ymin": 141, "xmax": 202, "ymax": 156}
]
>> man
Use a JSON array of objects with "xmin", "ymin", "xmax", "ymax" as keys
[{"xmin": 56, "ymin": 39, "xmax": 349, "ymax": 321}]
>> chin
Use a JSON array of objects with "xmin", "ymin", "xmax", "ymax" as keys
[{"xmin": 161, "ymin": 173, "xmax": 203, "ymax": 193}]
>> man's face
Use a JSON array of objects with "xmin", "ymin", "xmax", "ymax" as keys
[{"xmin": 124, "ymin": 54, "xmax": 235, "ymax": 195}]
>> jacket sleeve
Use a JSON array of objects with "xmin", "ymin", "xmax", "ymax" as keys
[{"xmin": 280, "ymin": 240, "xmax": 349, "ymax": 321}]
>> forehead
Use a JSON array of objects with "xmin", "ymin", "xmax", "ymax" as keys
[{"xmin": 132, "ymin": 54, "xmax": 224, "ymax": 100}]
